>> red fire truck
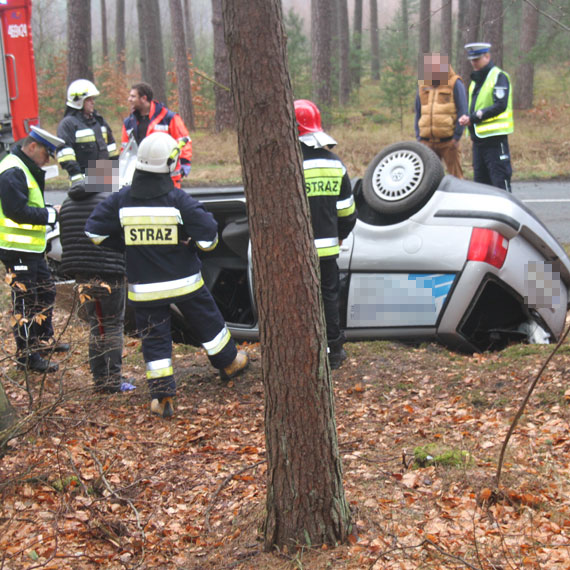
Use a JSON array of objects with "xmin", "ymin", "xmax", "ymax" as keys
[{"xmin": 0, "ymin": 0, "xmax": 38, "ymax": 147}]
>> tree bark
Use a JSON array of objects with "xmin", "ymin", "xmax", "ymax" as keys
[
  {"xmin": 312, "ymin": 0, "xmax": 333, "ymax": 108},
  {"xmin": 483, "ymin": 0, "xmax": 503, "ymax": 68},
  {"xmin": 137, "ymin": 0, "xmax": 167, "ymax": 104},
  {"xmin": 514, "ymin": 0, "xmax": 540, "ymax": 109},
  {"xmin": 0, "ymin": 381, "xmax": 17, "ymax": 434},
  {"xmin": 100, "ymin": 0, "xmax": 108, "ymax": 61},
  {"xmin": 370, "ymin": 0, "xmax": 380, "ymax": 80},
  {"xmin": 116, "ymin": 0, "xmax": 126, "ymax": 75},
  {"xmin": 459, "ymin": 0, "xmax": 483, "ymax": 85},
  {"xmin": 419, "ymin": 0, "xmax": 430, "ymax": 55},
  {"xmin": 401, "ymin": 0, "xmax": 409, "ymax": 54},
  {"xmin": 351, "ymin": 0, "xmax": 363, "ymax": 87},
  {"xmin": 338, "ymin": 0, "xmax": 350, "ymax": 104},
  {"xmin": 169, "ymin": 0, "xmax": 195, "ymax": 130},
  {"xmin": 441, "ymin": 0, "xmax": 452, "ymax": 57},
  {"xmin": 222, "ymin": 0, "xmax": 351, "ymax": 551},
  {"xmin": 183, "ymin": 0, "xmax": 197, "ymax": 60},
  {"xmin": 212, "ymin": 0, "xmax": 234, "ymax": 131},
  {"xmin": 67, "ymin": 0, "xmax": 93, "ymax": 81},
  {"xmin": 455, "ymin": 0, "xmax": 466, "ymax": 70}
]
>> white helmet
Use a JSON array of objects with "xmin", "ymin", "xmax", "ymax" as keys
[
  {"xmin": 66, "ymin": 79, "xmax": 100, "ymax": 109},
  {"xmin": 136, "ymin": 132, "xmax": 180, "ymax": 174}
]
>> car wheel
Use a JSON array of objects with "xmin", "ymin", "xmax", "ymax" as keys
[{"xmin": 362, "ymin": 141, "xmax": 444, "ymax": 218}]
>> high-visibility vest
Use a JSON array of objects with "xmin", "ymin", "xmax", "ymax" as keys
[
  {"xmin": 469, "ymin": 66, "xmax": 514, "ymax": 138},
  {"xmin": 0, "ymin": 154, "xmax": 47, "ymax": 253}
]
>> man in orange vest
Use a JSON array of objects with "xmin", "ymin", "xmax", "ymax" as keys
[
  {"xmin": 122, "ymin": 82, "xmax": 192, "ymax": 188},
  {"xmin": 415, "ymin": 52, "xmax": 468, "ymax": 178}
]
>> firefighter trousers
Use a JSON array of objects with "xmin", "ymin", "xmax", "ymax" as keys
[{"xmin": 134, "ymin": 285, "xmax": 237, "ymax": 400}]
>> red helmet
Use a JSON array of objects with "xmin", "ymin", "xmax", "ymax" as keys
[{"xmin": 294, "ymin": 99, "xmax": 322, "ymax": 136}]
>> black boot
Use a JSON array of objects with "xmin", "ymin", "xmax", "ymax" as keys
[{"xmin": 17, "ymin": 353, "xmax": 59, "ymax": 373}]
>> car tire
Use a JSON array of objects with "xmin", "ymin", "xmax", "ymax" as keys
[{"xmin": 362, "ymin": 141, "xmax": 444, "ymax": 218}]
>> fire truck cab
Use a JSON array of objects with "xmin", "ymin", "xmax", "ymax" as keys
[{"xmin": 0, "ymin": 0, "xmax": 38, "ymax": 148}]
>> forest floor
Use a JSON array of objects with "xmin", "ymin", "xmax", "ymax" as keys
[{"xmin": 1, "ymin": 285, "xmax": 570, "ymax": 569}]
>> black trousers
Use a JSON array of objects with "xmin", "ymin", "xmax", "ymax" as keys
[
  {"xmin": 2, "ymin": 255, "xmax": 55, "ymax": 353},
  {"xmin": 472, "ymin": 137, "xmax": 512, "ymax": 192},
  {"xmin": 320, "ymin": 257, "xmax": 345, "ymax": 350}
]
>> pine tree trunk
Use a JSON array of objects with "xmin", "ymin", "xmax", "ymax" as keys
[
  {"xmin": 116, "ymin": 0, "xmax": 126, "ymax": 75},
  {"xmin": 514, "ymin": 0, "xmax": 540, "ymax": 109},
  {"xmin": 101, "ymin": 0, "xmax": 108, "ymax": 61},
  {"xmin": 351, "ymin": 0, "xmax": 363, "ymax": 88},
  {"xmin": 169, "ymin": 0, "xmax": 195, "ymax": 130},
  {"xmin": 441, "ymin": 0, "xmax": 452, "ymax": 57},
  {"xmin": 338, "ymin": 0, "xmax": 350, "ymax": 104},
  {"xmin": 136, "ymin": 0, "xmax": 148, "ymax": 82},
  {"xmin": 370, "ymin": 0, "xmax": 380, "ymax": 80},
  {"xmin": 459, "ymin": 0, "xmax": 483, "ymax": 85},
  {"xmin": 419, "ymin": 0, "xmax": 430, "ymax": 55},
  {"xmin": 455, "ymin": 0, "xmax": 466, "ymax": 70},
  {"xmin": 483, "ymin": 0, "xmax": 503, "ymax": 68},
  {"xmin": 212, "ymin": 0, "xmax": 234, "ymax": 131},
  {"xmin": 67, "ymin": 0, "xmax": 93, "ymax": 81},
  {"xmin": 183, "ymin": 0, "xmax": 197, "ymax": 60},
  {"xmin": 222, "ymin": 0, "xmax": 351, "ymax": 551},
  {"xmin": 312, "ymin": 0, "xmax": 333, "ymax": 108},
  {"xmin": 401, "ymin": 0, "xmax": 409, "ymax": 53}
]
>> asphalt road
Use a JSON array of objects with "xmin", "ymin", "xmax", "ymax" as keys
[{"xmin": 46, "ymin": 180, "xmax": 570, "ymax": 243}]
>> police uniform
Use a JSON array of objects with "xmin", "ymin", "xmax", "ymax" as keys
[
  {"xmin": 464, "ymin": 43, "xmax": 514, "ymax": 191},
  {"xmin": 122, "ymin": 101, "xmax": 192, "ymax": 188},
  {"xmin": 0, "ymin": 128, "xmax": 63, "ymax": 370},
  {"xmin": 85, "ymin": 169, "xmax": 238, "ymax": 402},
  {"xmin": 57, "ymin": 108, "xmax": 119, "ymax": 184}
]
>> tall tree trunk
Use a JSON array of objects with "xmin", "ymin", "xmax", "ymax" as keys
[
  {"xmin": 351, "ymin": 0, "xmax": 363, "ymax": 88},
  {"xmin": 183, "ymin": 0, "xmax": 197, "ymax": 60},
  {"xmin": 138, "ymin": 0, "xmax": 167, "ymax": 103},
  {"xmin": 514, "ymin": 0, "xmax": 540, "ymax": 109},
  {"xmin": 169, "ymin": 0, "xmax": 195, "ymax": 130},
  {"xmin": 100, "ymin": 0, "xmax": 108, "ymax": 61},
  {"xmin": 116, "ymin": 0, "xmax": 126, "ymax": 75},
  {"xmin": 441, "ymin": 0, "xmax": 452, "ymax": 57},
  {"xmin": 459, "ymin": 0, "xmax": 483, "ymax": 85},
  {"xmin": 222, "ymin": 0, "xmax": 351, "ymax": 551},
  {"xmin": 455, "ymin": 0, "xmax": 467, "ymax": 70},
  {"xmin": 67, "ymin": 0, "xmax": 93, "ymax": 81},
  {"xmin": 136, "ymin": 0, "xmax": 148, "ymax": 82},
  {"xmin": 338, "ymin": 0, "xmax": 350, "ymax": 104},
  {"xmin": 419, "ymin": 0, "xmax": 430, "ymax": 55},
  {"xmin": 211, "ymin": 0, "xmax": 234, "ymax": 131},
  {"xmin": 483, "ymin": 0, "xmax": 503, "ymax": 68},
  {"xmin": 401, "ymin": 0, "xmax": 409, "ymax": 54},
  {"xmin": 370, "ymin": 0, "xmax": 380, "ymax": 80},
  {"xmin": 312, "ymin": 0, "xmax": 333, "ymax": 108}
]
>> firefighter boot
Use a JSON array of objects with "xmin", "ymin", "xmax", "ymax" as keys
[
  {"xmin": 150, "ymin": 397, "xmax": 174, "ymax": 418},
  {"xmin": 17, "ymin": 353, "xmax": 59, "ymax": 373},
  {"xmin": 221, "ymin": 350, "xmax": 249, "ymax": 381},
  {"xmin": 328, "ymin": 347, "xmax": 348, "ymax": 370}
]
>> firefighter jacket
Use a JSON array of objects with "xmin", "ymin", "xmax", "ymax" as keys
[
  {"xmin": 85, "ymin": 170, "xmax": 218, "ymax": 307},
  {"xmin": 0, "ymin": 147, "xmax": 53, "ymax": 258},
  {"xmin": 121, "ymin": 101, "xmax": 192, "ymax": 184},
  {"xmin": 467, "ymin": 62, "xmax": 513, "ymax": 140},
  {"xmin": 416, "ymin": 65, "xmax": 467, "ymax": 141},
  {"xmin": 301, "ymin": 143, "xmax": 357, "ymax": 259},
  {"xmin": 59, "ymin": 185, "xmax": 126, "ymax": 280},
  {"xmin": 57, "ymin": 108, "xmax": 119, "ymax": 184}
]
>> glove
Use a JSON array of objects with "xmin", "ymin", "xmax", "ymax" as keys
[{"xmin": 180, "ymin": 163, "xmax": 191, "ymax": 178}]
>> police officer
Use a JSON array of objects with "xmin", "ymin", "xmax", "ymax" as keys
[
  {"xmin": 57, "ymin": 79, "xmax": 119, "ymax": 188},
  {"xmin": 85, "ymin": 133, "xmax": 248, "ymax": 418},
  {"xmin": 294, "ymin": 100, "xmax": 357, "ymax": 370},
  {"xmin": 122, "ymin": 82, "xmax": 192, "ymax": 188},
  {"xmin": 0, "ymin": 126, "xmax": 68, "ymax": 372},
  {"xmin": 458, "ymin": 43, "xmax": 514, "ymax": 192}
]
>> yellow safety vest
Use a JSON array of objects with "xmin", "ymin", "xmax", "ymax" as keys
[
  {"xmin": 469, "ymin": 66, "xmax": 513, "ymax": 138},
  {"xmin": 0, "ymin": 154, "xmax": 47, "ymax": 253}
]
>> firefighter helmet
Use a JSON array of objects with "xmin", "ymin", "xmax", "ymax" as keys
[
  {"xmin": 66, "ymin": 79, "xmax": 100, "ymax": 110},
  {"xmin": 294, "ymin": 99, "xmax": 323, "ymax": 136},
  {"xmin": 136, "ymin": 132, "xmax": 180, "ymax": 174}
]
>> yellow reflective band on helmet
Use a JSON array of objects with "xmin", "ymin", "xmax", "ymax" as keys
[
  {"xmin": 146, "ymin": 358, "xmax": 173, "ymax": 379},
  {"xmin": 128, "ymin": 273, "xmax": 204, "ymax": 302},
  {"xmin": 202, "ymin": 326, "xmax": 231, "ymax": 356},
  {"xmin": 337, "ymin": 196, "xmax": 355, "ymax": 217}
]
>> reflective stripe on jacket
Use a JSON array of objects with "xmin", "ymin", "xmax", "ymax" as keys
[
  {"xmin": 469, "ymin": 66, "xmax": 514, "ymax": 138},
  {"xmin": 0, "ymin": 154, "xmax": 47, "ymax": 253}
]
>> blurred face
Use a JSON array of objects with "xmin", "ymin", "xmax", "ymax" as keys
[
  {"xmin": 422, "ymin": 53, "xmax": 449, "ymax": 84},
  {"xmin": 83, "ymin": 96, "xmax": 95, "ymax": 115},
  {"xmin": 470, "ymin": 52, "xmax": 491, "ymax": 71},
  {"xmin": 128, "ymin": 89, "xmax": 150, "ymax": 114}
]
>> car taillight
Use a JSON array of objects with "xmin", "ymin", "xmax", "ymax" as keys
[{"xmin": 467, "ymin": 228, "xmax": 509, "ymax": 269}]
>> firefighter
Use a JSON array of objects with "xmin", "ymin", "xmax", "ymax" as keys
[
  {"xmin": 294, "ymin": 99, "xmax": 357, "ymax": 370},
  {"xmin": 0, "ymin": 126, "xmax": 69, "ymax": 373},
  {"xmin": 85, "ymin": 132, "xmax": 248, "ymax": 418},
  {"xmin": 56, "ymin": 79, "xmax": 119, "ymax": 188},
  {"xmin": 122, "ymin": 82, "xmax": 192, "ymax": 189},
  {"xmin": 458, "ymin": 42, "xmax": 514, "ymax": 192}
]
